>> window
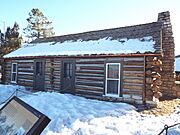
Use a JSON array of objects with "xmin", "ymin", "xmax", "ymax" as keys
[
  {"xmin": 36, "ymin": 62, "xmax": 43, "ymax": 75},
  {"xmin": 105, "ymin": 63, "xmax": 121, "ymax": 97},
  {"xmin": 64, "ymin": 62, "xmax": 73, "ymax": 78},
  {"xmin": 11, "ymin": 63, "xmax": 17, "ymax": 83}
]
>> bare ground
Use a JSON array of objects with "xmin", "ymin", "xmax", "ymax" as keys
[{"xmin": 141, "ymin": 98, "xmax": 180, "ymax": 116}]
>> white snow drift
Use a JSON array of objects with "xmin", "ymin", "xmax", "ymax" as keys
[{"xmin": 0, "ymin": 84, "xmax": 179, "ymax": 135}]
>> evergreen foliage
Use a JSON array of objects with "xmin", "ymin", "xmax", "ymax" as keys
[
  {"xmin": 0, "ymin": 22, "xmax": 22, "ymax": 57},
  {"xmin": 23, "ymin": 8, "xmax": 55, "ymax": 42}
]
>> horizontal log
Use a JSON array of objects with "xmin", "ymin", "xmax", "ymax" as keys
[
  {"xmin": 76, "ymin": 89, "xmax": 103, "ymax": 96},
  {"xmin": 76, "ymin": 84, "xmax": 103, "ymax": 91},
  {"xmin": 76, "ymin": 77, "xmax": 104, "ymax": 82},
  {"xmin": 76, "ymin": 81, "xmax": 104, "ymax": 87},
  {"xmin": 15, "ymin": 60, "xmax": 34, "ymax": 63},
  {"xmin": 18, "ymin": 75, "xmax": 33, "ymax": 80},
  {"xmin": 152, "ymin": 66, "xmax": 162, "ymax": 72},
  {"xmin": 18, "ymin": 69, "xmax": 34, "ymax": 73},
  {"xmin": 18, "ymin": 72, "xmax": 33, "ymax": 75},
  {"xmin": 76, "ymin": 73, "xmax": 103, "ymax": 77},
  {"xmin": 76, "ymin": 61, "xmax": 105, "ymax": 65},
  {"xmin": 75, "ymin": 85, "xmax": 103, "ymax": 92},
  {"xmin": 76, "ymin": 71, "xmax": 104, "ymax": 75},
  {"xmin": 76, "ymin": 64, "xmax": 104, "ymax": 67},
  {"xmin": 17, "ymin": 64, "xmax": 33, "ymax": 68},
  {"xmin": 123, "ymin": 72, "xmax": 144, "ymax": 77},
  {"xmin": 124, "ymin": 61, "xmax": 144, "ymax": 66},
  {"xmin": 151, "ymin": 72, "xmax": 161, "ymax": 78},
  {"xmin": 18, "ymin": 67, "xmax": 33, "ymax": 71},
  {"xmin": 123, "ymin": 84, "xmax": 143, "ymax": 90},
  {"xmin": 146, "ymin": 60, "xmax": 162, "ymax": 66},
  {"xmin": 76, "ymin": 76, "xmax": 104, "ymax": 80},
  {"xmin": 18, "ymin": 82, "xmax": 33, "ymax": 87},
  {"xmin": 79, "ymin": 69, "xmax": 104, "ymax": 73},
  {"xmin": 18, "ymin": 79, "xmax": 33, "ymax": 83},
  {"xmin": 4, "ymin": 69, "xmax": 11, "ymax": 73},
  {"xmin": 122, "ymin": 89, "xmax": 142, "ymax": 95},
  {"xmin": 123, "ymin": 67, "xmax": 144, "ymax": 71},
  {"xmin": 123, "ymin": 78, "xmax": 144, "ymax": 84},
  {"xmin": 124, "ymin": 57, "xmax": 144, "ymax": 61},
  {"xmin": 4, "ymin": 65, "xmax": 11, "ymax": 68},
  {"xmin": 76, "ymin": 58, "xmax": 105, "ymax": 62},
  {"xmin": 79, "ymin": 66, "xmax": 104, "ymax": 70}
]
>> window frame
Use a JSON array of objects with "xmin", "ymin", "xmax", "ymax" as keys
[
  {"xmin": 105, "ymin": 63, "xmax": 121, "ymax": 97},
  {"xmin": 63, "ymin": 62, "xmax": 73, "ymax": 78},
  {"xmin": 11, "ymin": 63, "xmax": 18, "ymax": 83},
  {"xmin": 36, "ymin": 62, "xmax": 43, "ymax": 76}
]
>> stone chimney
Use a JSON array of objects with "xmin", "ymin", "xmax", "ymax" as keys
[{"xmin": 157, "ymin": 11, "xmax": 175, "ymax": 97}]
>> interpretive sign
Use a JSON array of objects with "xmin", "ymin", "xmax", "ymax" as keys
[{"xmin": 0, "ymin": 96, "xmax": 50, "ymax": 135}]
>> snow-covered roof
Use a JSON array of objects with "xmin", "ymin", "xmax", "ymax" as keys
[
  {"xmin": 4, "ymin": 22, "xmax": 162, "ymax": 58},
  {"xmin": 175, "ymin": 57, "xmax": 180, "ymax": 71},
  {"xmin": 4, "ymin": 36, "xmax": 156, "ymax": 58}
]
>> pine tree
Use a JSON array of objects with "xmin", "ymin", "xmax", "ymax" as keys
[
  {"xmin": 0, "ymin": 22, "xmax": 22, "ymax": 56},
  {"xmin": 23, "ymin": 8, "xmax": 55, "ymax": 42},
  {"xmin": 0, "ymin": 30, "xmax": 5, "ymax": 56}
]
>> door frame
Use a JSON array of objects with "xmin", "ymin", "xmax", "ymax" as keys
[{"xmin": 105, "ymin": 63, "xmax": 121, "ymax": 97}]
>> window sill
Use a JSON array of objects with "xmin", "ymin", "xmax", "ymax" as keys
[{"xmin": 103, "ymin": 94, "xmax": 121, "ymax": 98}]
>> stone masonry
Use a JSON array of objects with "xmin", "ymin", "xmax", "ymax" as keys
[{"xmin": 158, "ymin": 11, "xmax": 175, "ymax": 97}]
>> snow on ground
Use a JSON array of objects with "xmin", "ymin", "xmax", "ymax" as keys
[{"xmin": 0, "ymin": 84, "xmax": 180, "ymax": 135}]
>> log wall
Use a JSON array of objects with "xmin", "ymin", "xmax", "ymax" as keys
[
  {"xmin": 4, "ymin": 56, "xmax": 160, "ymax": 104},
  {"xmin": 122, "ymin": 57, "xmax": 145, "ymax": 103},
  {"xmin": 145, "ymin": 56, "xmax": 162, "ymax": 103},
  {"xmin": 75, "ymin": 57, "xmax": 146, "ymax": 104},
  {"xmin": 75, "ymin": 58, "xmax": 105, "ymax": 98},
  {"xmin": 45, "ymin": 58, "xmax": 61, "ymax": 91},
  {"xmin": 4, "ymin": 59, "xmax": 34, "ymax": 90}
]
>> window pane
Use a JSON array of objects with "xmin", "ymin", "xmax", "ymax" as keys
[
  {"xmin": 12, "ymin": 73, "xmax": 16, "ymax": 82},
  {"xmin": 107, "ymin": 64, "xmax": 119, "ymax": 79},
  {"xmin": 36, "ymin": 62, "xmax": 42, "ymax": 75},
  {"xmin": 11, "ymin": 63, "xmax": 17, "ymax": 82},
  {"xmin": 64, "ymin": 63, "xmax": 68, "ymax": 77},
  {"xmin": 64, "ymin": 63, "xmax": 73, "ymax": 78},
  {"xmin": 107, "ymin": 80, "xmax": 118, "ymax": 94},
  {"xmin": 69, "ymin": 63, "xmax": 73, "ymax": 78},
  {"xmin": 12, "ymin": 64, "xmax": 17, "ymax": 72}
]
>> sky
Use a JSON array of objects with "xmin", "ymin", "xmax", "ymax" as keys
[{"xmin": 0, "ymin": 0, "xmax": 180, "ymax": 55}]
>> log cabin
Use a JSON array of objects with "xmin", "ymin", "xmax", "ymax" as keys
[{"xmin": 2, "ymin": 11, "xmax": 175, "ymax": 105}]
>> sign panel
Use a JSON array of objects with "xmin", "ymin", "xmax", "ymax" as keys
[{"xmin": 0, "ymin": 96, "xmax": 50, "ymax": 135}]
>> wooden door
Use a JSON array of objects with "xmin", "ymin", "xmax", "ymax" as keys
[
  {"xmin": 34, "ymin": 59, "xmax": 45, "ymax": 91},
  {"xmin": 61, "ymin": 60, "xmax": 75, "ymax": 94}
]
